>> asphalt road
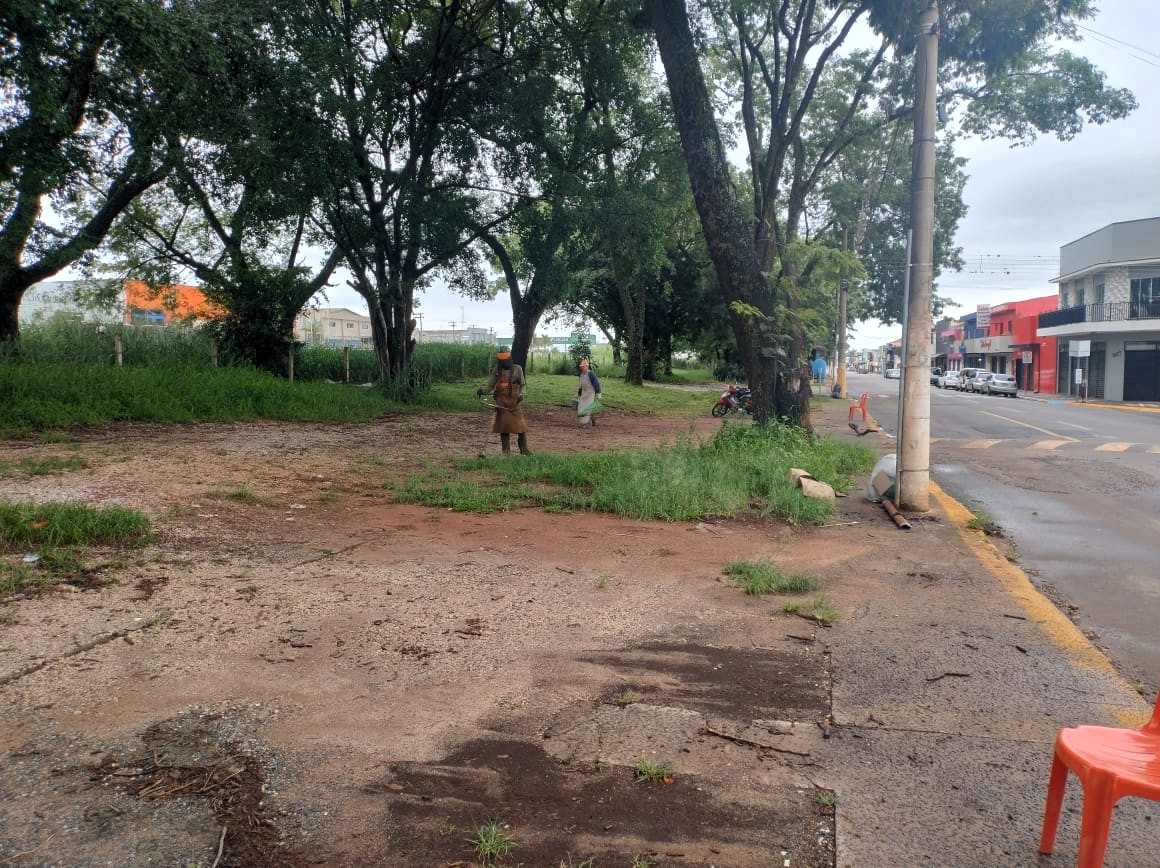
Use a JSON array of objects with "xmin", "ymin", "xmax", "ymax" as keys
[{"xmin": 847, "ymin": 370, "xmax": 1160, "ymax": 691}]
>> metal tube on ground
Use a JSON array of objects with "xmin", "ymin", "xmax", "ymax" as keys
[{"xmin": 882, "ymin": 499, "xmax": 912, "ymax": 530}]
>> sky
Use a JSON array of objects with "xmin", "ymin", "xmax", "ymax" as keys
[{"xmin": 315, "ymin": 4, "xmax": 1160, "ymax": 349}]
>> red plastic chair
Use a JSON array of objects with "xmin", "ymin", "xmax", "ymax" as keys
[
  {"xmin": 1039, "ymin": 691, "xmax": 1160, "ymax": 867},
  {"xmin": 848, "ymin": 392, "xmax": 869, "ymax": 423}
]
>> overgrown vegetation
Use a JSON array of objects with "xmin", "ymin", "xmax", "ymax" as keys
[{"xmin": 392, "ymin": 422, "xmax": 876, "ymax": 525}]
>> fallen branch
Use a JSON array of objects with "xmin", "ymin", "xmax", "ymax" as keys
[
  {"xmin": 925, "ymin": 671, "xmax": 972, "ymax": 682},
  {"xmin": 291, "ymin": 542, "xmax": 363, "ymax": 568},
  {"xmin": 210, "ymin": 825, "xmax": 227, "ymax": 868},
  {"xmin": 702, "ymin": 726, "xmax": 811, "ymax": 756}
]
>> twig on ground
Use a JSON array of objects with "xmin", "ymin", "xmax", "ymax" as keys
[
  {"xmin": 702, "ymin": 725, "xmax": 811, "ymax": 756},
  {"xmin": 210, "ymin": 825, "xmax": 227, "ymax": 868},
  {"xmin": 925, "ymin": 671, "xmax": 972, "ymax": 682}
]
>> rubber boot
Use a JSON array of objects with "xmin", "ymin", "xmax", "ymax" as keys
[
  {"xmin": 517, "ymin": 433, "xmax": 532, "ymax": 456},
  {"xmin": 500, "ymin": 433, "xmax": 511, "ymax": 455}
]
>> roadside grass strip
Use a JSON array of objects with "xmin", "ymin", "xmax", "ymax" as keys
[{"xmin": 391, "ymin": 423, "xmax": 877, "ymax": 525}]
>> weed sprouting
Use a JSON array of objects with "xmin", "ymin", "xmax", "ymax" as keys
[{"xmin": 466, "ymin": 820, "xmax": 517, "ymax": 865}]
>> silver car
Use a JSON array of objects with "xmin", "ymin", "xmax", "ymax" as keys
[
  {"xmin": 984, "ymin": 373, "xmax": 1018, "ymax": 397},
  {"xmin": 938, "ymin": 370, "xmax": 961, "ymax": 390},
  {"xmin": 969, "ymin": 372, "xmax": 994, "ymax": 393}
]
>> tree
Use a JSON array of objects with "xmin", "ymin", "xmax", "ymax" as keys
[
  {"xmin": 644, "ymin": 0, "xmax": 781, "ymax": 423},
  {"xmin": 644, "ymin": 0, "xmax": 1134, "ymax": 425},
  {"xmin": 0, "ymin": 0, "xmax": 228, "ymax": 346},
  {"xmin": 99, "ymin": 0, "xmax": 342, "ymax": 373},
  {"xmin": 292, "ymin": 0, "xmax": 532, "ymax": 387}
]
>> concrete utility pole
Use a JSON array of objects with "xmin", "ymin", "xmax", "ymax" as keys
[
  {"xmin": 896, "ymin": 0, "xmax": 939, "ymax": 512},
  {"xmin": 836, "ymin": 228, "xmax": 849, "ymax": 398}
]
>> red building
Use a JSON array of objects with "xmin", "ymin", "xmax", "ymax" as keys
[{"xmin": 1009, "ymin": 295, "xmax": 1059, "ymax": 393}]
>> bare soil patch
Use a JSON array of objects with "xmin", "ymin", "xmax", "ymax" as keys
[{"xmin": 0, "ymin": 401, "xmax": 895, "ymax": 867}]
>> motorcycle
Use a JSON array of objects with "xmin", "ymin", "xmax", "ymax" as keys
[{"xmin": 711, "ymin": 384, "xmax": 752, "ymax": 417}]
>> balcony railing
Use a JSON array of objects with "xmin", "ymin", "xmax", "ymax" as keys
[{"xmin": 1039, "ymin": 300, "xmax": 1160, "ymax": 329}]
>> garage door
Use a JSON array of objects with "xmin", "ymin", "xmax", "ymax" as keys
[{"xmin": 1124, "ymin": 342, "xmax": 1160, "ymax": 401}]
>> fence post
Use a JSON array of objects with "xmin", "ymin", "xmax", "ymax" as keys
[
  {"xmin": 114, "ymin": 333, "xmax": 123, "ymax": 367},
  {"xmin": 288, "ymin": 349, "xmax": 295, "ymax": 383},
  {"xmin": 344, "ymin": 346, "xmax": 351, "ymax": 383},
  {"xmin": 209, "ymin": 339, "xmax": 218, "ymax": 368}
]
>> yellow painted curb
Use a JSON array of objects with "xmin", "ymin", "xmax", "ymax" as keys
[{"xmin": 929, "ymin": 482, "xmax": 1149, "ymax": 727}]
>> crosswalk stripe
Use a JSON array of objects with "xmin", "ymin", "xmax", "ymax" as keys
[
  {"xmin": 1031, "ymin": 440, "xmax": 1071, "ymax": 450},
  {"xmin": 1095, "ymin": 442, "xmax": 1135, "ymax": 452},
  {"xmin": 1150, "ymin": 446, "xmax": 1160, "ymax": 454},
  {"xmin": 963, "ymin": 439, "xmax": 1003, "ymax": 449}
]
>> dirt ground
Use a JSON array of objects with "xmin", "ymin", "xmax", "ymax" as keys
[{"xmin": 0, "ymin": 397, "xmax": 913, "ymax": 867}]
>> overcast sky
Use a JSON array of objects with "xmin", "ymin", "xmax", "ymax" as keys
[{"xmin": 316, "ymin": 3, "xmax": 1160, "ymax": 349}]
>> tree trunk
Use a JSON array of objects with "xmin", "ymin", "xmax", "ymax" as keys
[
  {"xmin": 612, "ymin": 254, "xmax": 646, "ymax": 386},
  {"xmin": 646, "ymin": 0, "xmax": 779, "ymax": 423},
  {"xmin": 0, "ymin": 265, "xmax": 32, "ymax": 347}
]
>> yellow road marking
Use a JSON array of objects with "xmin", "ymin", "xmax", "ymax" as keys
[
  {"xmin": 1095, "ymin": 442, "xmax": 1135, "ymax": 452},
  {"xmin": 963, "ymin": 439, "xmax": 1003, "ymax": 449},
  {"xmin": 930, "ymin": 482, "xmax": 1148, "ymax": 727},
  {"xmin": 980, "ymin": 410, "xmax": 1079, "ymax": 441},
  {"xmin": 1030, "ymin": 440, "xmax": 1071, "ymax": 450}
]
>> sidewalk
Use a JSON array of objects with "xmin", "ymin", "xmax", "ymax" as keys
[{"xmin": 815, "ymin": 398, "xmax": 1155, "ymax": 867}]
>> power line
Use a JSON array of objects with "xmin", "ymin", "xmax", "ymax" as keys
[{"xmin": 1075, "ymin": 24, "xmax": 1160, "ymax": 69}]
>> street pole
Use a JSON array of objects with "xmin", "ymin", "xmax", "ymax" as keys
[
  {"xmin": 896, "ymin": 0, "xmax": 939, "ymax": 513},
  {"xmin": 836, "ymin": 228, "xmax": 849, "ymax": 399}
]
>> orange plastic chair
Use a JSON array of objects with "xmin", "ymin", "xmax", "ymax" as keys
[
  {"xmin": 1039, "ymin": 691, "xmax": 1160, "ymax": 867},
  {"xmin": 848, "ymin": 392, "xmax": 869, "ymax": 423}
]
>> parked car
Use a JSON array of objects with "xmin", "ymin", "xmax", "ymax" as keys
[
  {"xmin": 884, "ymin": 367, "xmax": 901, "ymax": 379},
  {"xmin": 969, "ymin": 371, "xmax": 994, "ymax": 393},
  {"xmin": 984, "ymin": 373, "xmax": 1018, "ymax": 397},
  {"xmin": 938, "ymin": 370, "xmax": 961, "ymax": 390},
  {"xmin": 958, "ymin": 368, "xmax": 985, "ymax": 392},
  {"xmin": 930, "ymin": 367, "xmax": 943, "ymax": 385}
]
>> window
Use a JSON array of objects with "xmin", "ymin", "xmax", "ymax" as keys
[
  {"xmin": 1130, "ymin": 277, "xmax": 1160, "ymax": 317},
  {"xmin": 1076, "ymin": 286, "xmax": 1085, "ymax": 306},
  {"xmin": 1060, "ymin": 284, "xmax": 1069, "ymax": 308},
  {"xmin": 361, "ymin": 323, "xmax": 369, "ymax": 330},
  {"xmin": 329, "ymin": 320, "xmax": 336, "ymax": 328},
  {"xmin": 1095, "ymin": 282, "xmax": 1105, "ymax": 304},
  {"xmin": 346, "ymin": 322, "xmax": 355, "ymax": 329}
]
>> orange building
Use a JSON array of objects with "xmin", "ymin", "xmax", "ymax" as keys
[{"xmin": 123, "ymin": 280, "xmax": 221, "ymax": 325}]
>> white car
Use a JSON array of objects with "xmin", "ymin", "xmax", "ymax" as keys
[
  {"xmin": 938, "ymin": 370, "xmax": 961, "ymax": 390},
  {"xmin": 884, "ymin": 367, "xmax": 901, "ymax": 379}
]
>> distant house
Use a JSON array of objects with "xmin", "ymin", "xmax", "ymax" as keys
[
  {"xmin": 20, "ymin": 279, "xmax": 218, "ymax": 326},
  {"xmin": 294, "ymin": 307, "xmax": 373, "ymax": 347},
  {"xmin": 1037, "ymin": 217, "xmax": 1160, "ymax": 400}
]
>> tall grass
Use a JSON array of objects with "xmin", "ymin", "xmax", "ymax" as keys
[
  {"xmin": 392, "ymin": 421, "xmax": 878, "ymax": 525},
  {"xmin": 0, "ymin": 499, "xmax": 150, "ymax": 547},
  {"xmin": 0, "ymin": 363, "xmax": 397, "ymax": 436}
]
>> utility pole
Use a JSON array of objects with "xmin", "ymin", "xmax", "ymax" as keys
[
  {"xmin": 836, "ymin": 228, "xmax": 849, "ymax": 399},
  {"xmin": 897, "ymin": 0, "xmax": 939, "ymax": 513}
]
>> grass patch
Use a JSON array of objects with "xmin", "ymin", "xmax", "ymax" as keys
[
  {"xmin": 466, "ymin": 820, "xmax": 517, "ymax": 865},
  {"xmin": 392, "ymin": 422, "xmax": 876, "ymax": 526},
  {"xmin": 611, "ymin": 692, "xmax": 640, "ymax": 708},
  {"xmin": 784, "ymin": 594, "xmax": 839, "ymax": 624},
  {"xmin": 724, "ymin": 557, "xmax": 816, "ymax": 595},
  {"xmin": 965, "ymin": 510, "xmax": 991, "ymax": 531},
  {"xmin": 0, "ymin": 454, "xmax": 89, "ymax": 477},
  {"xmin": 0, "ymin": 500, "xmax": 150, "ymax": 548},
  {"xmin": 205, "ymin": 483, "xmax": 263, "ymax": 504},
  {"xmin": 0, "ymin": 500, "xmax": 149, "ymax": 600},
  {"xmin": 632, "ymin": 758, "xmax": 674, "ymax": 783},
  {"xmin": 814, "ymin": 789, "xmax": 838, "ymax": 807}
]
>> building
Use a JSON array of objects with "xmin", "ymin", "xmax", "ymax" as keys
[
  {"xmin": 294, "ymin": 307, "xmax": 373, "ymax": 347},
  {"xmin": 960, "ymin": 296, "xmax": 1058, "ymax": 391},
  {"xmin": 1037, "ymin": 217, "xmax": 1160, "ymax": 401},
  {"xmin": 20, "ymin": 279, "xmax": 217, "ymax": 326}
]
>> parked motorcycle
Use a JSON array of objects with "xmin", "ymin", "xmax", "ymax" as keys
[{"xmin": 711, "ymin": 384, "xmax": 753, "ymax": 417}]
